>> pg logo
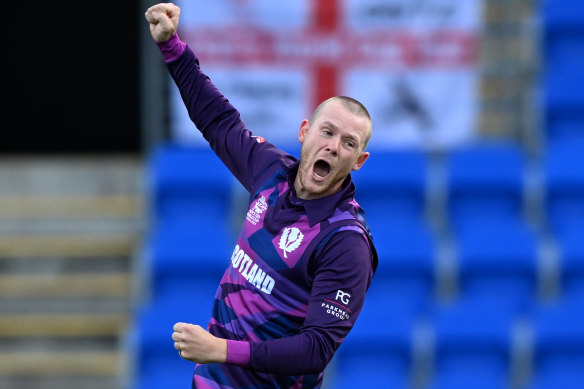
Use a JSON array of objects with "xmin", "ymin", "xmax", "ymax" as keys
[{"xmin": 335, "ymin": 290, "xmax": 351, "ymax": 305}]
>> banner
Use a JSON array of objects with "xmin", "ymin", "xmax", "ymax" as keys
[{"xmin": 170, "ymin": 0, "xmax": 482, "ymax": 151}]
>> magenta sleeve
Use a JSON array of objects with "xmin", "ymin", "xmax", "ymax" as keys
[
  {"xmin": 155, "ymin": 33, "xmax": 187, "ymax": 63},
  {"xmin": 225, "ymin": 339, "xmax": 251, "ymax": 366}
]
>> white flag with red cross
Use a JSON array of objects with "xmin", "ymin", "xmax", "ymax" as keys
[{"xmin": 170, "ymin": 0, "xmax": 482, "ymax": 151}]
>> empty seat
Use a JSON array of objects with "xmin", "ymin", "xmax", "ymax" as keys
[
  {"xmin": 333, "ymin": 294, "xmax": 418, "ymax": 389},
  {"xmin": 446, "ymin": 142, "xmax": 526, "ymax": 232},
  {"xmin": 370, "ymin": 218, "xmax": 436, "ymax": 312},
  {"xmin": 146, "ymin": 142, "xmax": 234, "ymax": 224},
  {"xmin": 540, "ymin": 0, "xmax": 584, "ymax": 143},
  {"xmin": 543, "ymin": 140, "xmax": 584, "ymax": 235},
  {"xmin": 530, "ymin": 296, "xmax": 584, "ymax": 389},
  {"xmin": 454, "ymin": 219, "xmax": 538, "ymax": 313},
  {"xmin": 428, "ymin": 297, "xmax": 516, "ymax": 389},
  {"xmin": 128, "ymin": 291, "xmax": 217, "ymax": 389},
  {"xmin": 143, "ymin": 219, "xmax": 231, "ymax": 299},
  {"xmin": 555, "ymin": 222, "xmax": 584, "ymax": 298},
  {"xmin": 352, "ymin": 148, "xmax": 428, "ymax": 229},
  {"xmin": 527, "ymin": 368, "xmax": 584, "ymax": 389},
  {"xmin": 133, "ymin": 292, "xmax": 216, "ymax": 357}
]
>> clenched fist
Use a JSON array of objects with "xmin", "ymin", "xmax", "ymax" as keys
[
  {"xmin": 172, "ymin": 322, "xmax": 228, "ymax": 364},
  {"xmin": 145, "ymin": 3, "xmax": 180, "ymax": 43}
]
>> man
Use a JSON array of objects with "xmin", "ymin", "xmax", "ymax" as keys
[{"xmin": 145, "ymin": 3, "xmax": 378, "ymax": 388}]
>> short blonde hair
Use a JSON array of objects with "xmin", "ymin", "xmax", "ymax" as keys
[{"xmin": 310, "ymin": 96, "xmax": 372, "ymax": 150}]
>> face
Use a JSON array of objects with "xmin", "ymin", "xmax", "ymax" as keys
[{"xmin": 295, "ymin": 99, "xmax": 370, "ymax": 200}]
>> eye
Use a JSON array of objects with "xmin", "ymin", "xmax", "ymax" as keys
[
  {"xmin": 344, "ymin": 140, "xmax": 355, "ymax": 148},
  {"xmin": 323, "ymin": 129, "xmax": 333, "ymax": 136}
]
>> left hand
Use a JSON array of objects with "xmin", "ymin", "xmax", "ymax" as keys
[{"xmin": 172, "ymin": 322, "xmax": 228, "ymax": 364}]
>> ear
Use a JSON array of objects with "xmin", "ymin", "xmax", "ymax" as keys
[
  {"xmin": 352, "ymin": 151, "xmax": 370, "ymax": 171},
  {"xmin": 298, "ymin": 119, "xmax": 310, "ymax": 144}
]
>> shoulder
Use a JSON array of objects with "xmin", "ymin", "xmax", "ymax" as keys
[{"xmin": 249, "ymin": 142, "xmax": 298, "ymax": 195}]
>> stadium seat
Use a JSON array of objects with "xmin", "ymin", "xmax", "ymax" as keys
[
  {"xmin": 530, "ymin": 296, "xmax": 584, "ymax": 389},
  {"xmin": 352, "ymin": 148, "xmax": 428, "ymax": 230},
  {"xmin": 332, "ymin": 294, "xmax": 418, "ymax": 389},
  {"xmin": 128, "ymin": 291, "xmax": 217, "ymax": 389},
  {"xmin": 527, "ymin": 368, "xmax": 584, "ymax": 389},
  {"xmin": 428, "ymin": 297, "xmax": 516, "ymax": 389},
  {"xmin": 540, "ymin": 0, "xmax": 584, "ymax": 143},
  {"xmin": 144, "ymin": 219, "xmax": 231, "ymax": 296},
  {"xmin": 543, "ymin": 140, "xmax": 584, "ymax": 235},
  {"xmin": 445, "ymin": 142, "xmax": 526, "ymax": 232},
  {"xmin": 555, "ymin": 222, "xmax": 584, "ymax": 298},
  {"xmin": 454, "ymin": 219, "xmax": 538, "ymax": 313},
  {"xmin": 146, "ymin": 142, "xmax": 235, "ymax": 225},
  {"xmin": 370, "ymin": 218, "xmax": 437, "ymax": 312}
]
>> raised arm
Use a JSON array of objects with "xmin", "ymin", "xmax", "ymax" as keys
[{"xmin": 145, "ymin": 3, "xmax": 287, "ymax": 191}]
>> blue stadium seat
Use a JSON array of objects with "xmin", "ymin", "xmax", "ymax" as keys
[
  {"xmin": 556, "ymin": 222, "xmax": 584, "ymax": 298},
  {"xmin": 128, "ymin": 292, "xmax": 215, "ymax": 389},
  {"xmin": 144, "ymin": 219, "xmax": 231, "ymax": 297},
  {"xmin": 352, "ymin": 148, "xmax": 428, "ymax": 230},
  {"xmin": 541, "ymin": 0, "xmax": 584, "ymax": 28},
  {"xmin": 527, "ymin": 369, "xmax": 584, "ymax": 389},
  {"xmin": 454, "ymin": 219, "xmax": 538, "ymax": 313},
  {"xmin": 530, "ymin": 296, "xmax": 584, "ymax": 389},
  {"xmin": 428, "ymin": 297, "xmax": 515, "ymax": 389},
  {"xmin": 146, "ymin": 142, "xmax": 235, "ymax": 225},
  {"xmin": 543, "ymin": 70, "xmax": 584, "ymax": 143},
  {"xmin": 370, "ymin": 218, "xmax": 436, "ymax": 312},
  {"xmin": 540, "ymin": 0, "xmax": 584, "ymax": 142},
  {"xmin": 332, "ymin": 294, "xmax": 417, "ymax": 389},
  {"xmin": 445, "ymin": 142, "xmax": 526, "ymax": 232},
  {"xmin": 543, "ymin": 140, "xmax": 584, "ymax": 235}
]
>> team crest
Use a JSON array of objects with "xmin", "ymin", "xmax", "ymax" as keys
[{"xmin": 278, "ymin": 227, "xmax": 304, "ymax": 258}]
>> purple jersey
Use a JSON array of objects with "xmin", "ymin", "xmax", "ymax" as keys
[{"xmin": 158, "ymin": 34, "xmax": 378, "ymax": 389}]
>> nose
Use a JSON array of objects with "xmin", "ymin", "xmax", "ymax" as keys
[{"xmin": 325, "ymin": 138, "xmax": 340, "ymax": 156}]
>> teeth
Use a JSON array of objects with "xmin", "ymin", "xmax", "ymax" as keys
[{"xmin": 314, "ymin": 172, "xmax": 324, "ymax": 179}]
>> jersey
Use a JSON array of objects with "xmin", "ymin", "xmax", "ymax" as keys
[{"xmin": 158, "ymin": 33, "xmax": 378, "ymax": 389}]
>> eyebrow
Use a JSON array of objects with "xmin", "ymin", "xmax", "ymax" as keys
[
  {"xmin": 321, "ymin": 121, "xmax": 339, "ymax": 132},
  {"xmin": 321, "ymin": 121, "xmax": 361, "ymax": 145}
]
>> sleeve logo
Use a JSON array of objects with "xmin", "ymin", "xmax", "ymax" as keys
[
  {"xmin": 278, "ymin": 227, "xmax": 304, "ymax": 258},
  {"xmin": 335, "ymin": 290, "xmax": 351, "ymax": 305}
]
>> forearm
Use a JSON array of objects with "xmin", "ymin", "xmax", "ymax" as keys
[
  {"xmin": 156, "ymin": 35, "xmax": 260, "ymax": 189},
  {"xmin": 224, "ymin": 329, "xmax": 335, "ymax": 375}
]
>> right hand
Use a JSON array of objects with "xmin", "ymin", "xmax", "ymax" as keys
[{"xmin": 144, "ymin": 3, "xmax": 180, "ymax": 43}]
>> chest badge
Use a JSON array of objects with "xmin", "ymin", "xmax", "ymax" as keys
[{"xmin": 278, "ymin": 227, "xmax": 304, "ymax": 258}]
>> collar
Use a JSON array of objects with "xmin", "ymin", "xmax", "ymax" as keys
[{"xmin": 285, "ymin": 161, "xmax": 356, "ymax": 227}]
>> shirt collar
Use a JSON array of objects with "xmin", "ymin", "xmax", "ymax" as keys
[{"xmin": 286, "ymin": 161, "xmax": 356, "ymax": 227}]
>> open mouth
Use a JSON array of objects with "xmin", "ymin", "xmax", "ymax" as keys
[{"xmin": 313, "ymin": 159, "xmax": 331, "ymax": 180}]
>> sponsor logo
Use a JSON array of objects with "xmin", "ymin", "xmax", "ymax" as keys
[
  {"xmin": 230, "ymin": 245, "xmax": 275, "ymax": 294},
  {"xmin": 335, "ymin": 290, "xmax": 351, "ymax": 305},
  {"xmin": 321, "ymin": 302, "xmax": 351, "ymax": 321},
  {"xmin": 246, "ymin": 195, "xmax": 268, "ymax": 225},
  {"xmin": 251, "ymin": 135, "xmax": 266, "ymax": 143},
  {"xmin": 278, "ymin": 227, "xmax": 304, "ymax": 258}
]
